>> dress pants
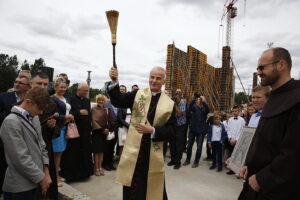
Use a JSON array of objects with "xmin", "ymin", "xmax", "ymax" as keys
[
  {"xmin": 186, "ymin": 131, "xmax": 205, "ymax": 163},
  {"xmin": 211, "ymin": 141, "xmax": 223, "ymax": 167},
  {"xmin": 175, "ymin": 124, "xmax": 186, "ymax": 165},
  {"xmin": 4, "ymin": 188, "xmax": 37, "ymax": 200},
  {"xmin": 103, "ymin": 138, "xmax": 116, "ymax": 167}
]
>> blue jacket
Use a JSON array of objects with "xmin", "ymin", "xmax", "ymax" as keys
[{"xmin": 207, "ymin": 124, "xmax": 227, "ymax": 144}]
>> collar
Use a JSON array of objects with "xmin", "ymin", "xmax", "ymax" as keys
[
  {"xmin": 14, "ymin": 92, "xmax": 22, "ymax": 102},
  {"xmin": 151, "ymin": 91, "xmax": 161, "ymax": 96},
  {"xmin": 14, "ymin": 106, "xmax": 33, "ymax": 123}
]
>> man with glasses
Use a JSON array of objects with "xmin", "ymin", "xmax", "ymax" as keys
[
  {"xmin": 0, "ymin": 75, "xmax": 31, "ymax": 197},
  {"xmin": 0, "ymin": 75, "xmax": 31, "ymax": 125},
  {"xmin": 238, "ymin": 47, "xmax": 300, "ymax": 200}
]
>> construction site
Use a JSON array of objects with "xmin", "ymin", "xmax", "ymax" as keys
[{"xmin": 165, "ymin": 44, "xmax": 234, "ymax": 111}]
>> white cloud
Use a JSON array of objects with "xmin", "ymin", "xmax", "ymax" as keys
[{"xmin": 0, "ymin": 0, "xmax": 299, "ymax": 94}]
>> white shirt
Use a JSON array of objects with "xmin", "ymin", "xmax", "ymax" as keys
[
  {"xmin": 248, "ymin": 111, "xmax": 262, "ymax": 128},
  {"xmin": 227, "ymin": 116, "xmax": 245, "ymax": 141},
  {"xmin": 211, "ymin": 125, "xmax": 222, "ymax": 142}
]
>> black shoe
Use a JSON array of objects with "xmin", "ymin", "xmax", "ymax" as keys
[
  {"xmin": 217, "ymin": 166, "xmax": 223, "ymax": 172},
  {"xmin": 173, "ymin": 163, "xmax": 181, "ymax": 169},
  {"xmin": 226, "ymin": 170, "xmax": 234, "ymax": 175},
  {"xmin": 110, "ymin": 165, "xmax": 116, "ymax": 170},
  {"xmin": 103, "ymin": 165, "xmax": 112, "ymax": 171},
  {"xmin": 192, "ymin": 162, "xmax": 199, "ymax": 168},
  {"xmin": 183, "ymin": 160, "xmax": 190, "ymax": 166},
  {"xmin": 204, "ymin": 157, "xmax": 212, "ymax": 161},
  {"xmin": 167, "ymin": 160, "xmax": 176, "ymax": 166},
  {"xmin": 209, "ymin": 165, "xmax": 216, "ymax": 170}
]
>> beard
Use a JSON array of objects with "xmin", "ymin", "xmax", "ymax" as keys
[{"xmin": 260, "ymin": 68, "xmax": 280, "ymax": 86}]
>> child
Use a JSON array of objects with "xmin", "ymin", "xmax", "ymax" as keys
[
  {"xmin": 207, "ymin": 114, "xmax": 227, "ymax": 171},
  {"xmin": 226, "ymin": 105, "xmax": 245, "ymax": 174}
]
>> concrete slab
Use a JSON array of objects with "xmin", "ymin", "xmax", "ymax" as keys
[{"xmin": 70, "ymin": 154, "xmax": 243, "ymax": 200}]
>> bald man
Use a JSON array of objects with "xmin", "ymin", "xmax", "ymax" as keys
[{"xmin": 60, "ymin": 83, "xmax": 93, "ymax": 182}]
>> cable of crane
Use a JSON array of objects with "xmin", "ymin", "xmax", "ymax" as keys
[{"xmin": 230, "ymin": 58, "xmax": 249, "ymax": 102}]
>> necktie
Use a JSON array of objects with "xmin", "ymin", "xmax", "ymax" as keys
[
  {"xmin": 234, "ymin": 117, "xmax": 238, "ymax": 120},
  {"xmin": 256, "ymin": 112, "xmax": 261, "ymax": 117}
]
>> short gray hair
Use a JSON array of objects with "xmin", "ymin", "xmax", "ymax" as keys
[{"xmin": 150, "ymin": 66, "xmax": 167, "ymax": 80}]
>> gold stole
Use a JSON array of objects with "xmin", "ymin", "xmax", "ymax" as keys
[{"xmin": 115, "ymin": 88, "xmax": 174, "ymax": 200}]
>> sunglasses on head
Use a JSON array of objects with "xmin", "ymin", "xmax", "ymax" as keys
[{"xmin": 256, "ymin": 60, "xmax": 279, "ymax": 71}]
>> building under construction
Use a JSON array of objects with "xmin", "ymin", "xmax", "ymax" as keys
[{"xmin": 165, "ymin": 44, "xmax": 234, "ymax": 111}]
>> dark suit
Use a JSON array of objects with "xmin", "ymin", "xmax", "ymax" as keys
[
  {"xmin": 0, "ymin": 91, "xmax": 18, "ymax": 196},
  {"xmin": 103, "ymin": 100, "xmax": 118, "ymax": 168},
  {"xmin": 0, "ymin": 92, "xmax": 17, "ymax": 126}
]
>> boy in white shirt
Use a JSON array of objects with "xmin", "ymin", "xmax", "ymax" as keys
[{"xmin": 226, "ymin": 106, "xmax": 245, "ymax": 175}]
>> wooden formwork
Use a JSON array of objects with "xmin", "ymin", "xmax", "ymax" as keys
[{"xmin": 166, "ymin": 44, "xmax": 232, "ymax": 111}]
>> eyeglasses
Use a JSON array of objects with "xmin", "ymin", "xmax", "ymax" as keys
[
  {"xmin": 14, "ymin": 81, "xmax": 29, "ymax": 85},
  {"xmin": 256, "ymin": 60, "xmax": 279, "ymax": 71}
]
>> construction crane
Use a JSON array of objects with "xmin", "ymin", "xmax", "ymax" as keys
[
  {"xmin": 221, "ymin": 0, "xmax": 238, "ymax": 48},
  {"xmin": 219, "ymin": 0, "xmax": 249, "ymax": 104}
]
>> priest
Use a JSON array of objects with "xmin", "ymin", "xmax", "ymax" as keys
[{"xmin": 108, "ymin": 66, "xmax": 176, "ymax": 200}]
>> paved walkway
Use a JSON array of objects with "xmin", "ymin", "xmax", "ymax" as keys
[{"xmin": 70, "ymin": 152, "xmax": 243, "ymax": 200}]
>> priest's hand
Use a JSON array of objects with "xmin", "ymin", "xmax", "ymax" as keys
[
  {"xmin": 136, "ymin": 120, "xmax": 154, "ymax": 134},
  {"xmin": 109, "ymin": 67, "xmax": 118, "ymax": 84},
  {"xmin": 249, "ymin": 174, "xmax": 260, "ymax": 192},
  {"xmin": 80, "ymin": 109, "xmax": 89, "ymax": 115}
]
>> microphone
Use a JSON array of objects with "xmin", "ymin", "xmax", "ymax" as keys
[{"xmin": 41, "ymin": 112, "xmax": 59, "ymax": 125}]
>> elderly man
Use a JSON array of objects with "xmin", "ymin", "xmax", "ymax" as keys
[
  {"xmin": 238, "ymin": 47, "xmax": 300, "ymax": 200},
  {"xmin": 247, "ymin": 86, "xmax": 270, "ymax": 128},
  {"xmin": 108, "ymin": 66, "xmax": 176, "ymax": 200},
  {"xmin": 60, "ymin": 83, "xmax": 93, "ymax": 182}
]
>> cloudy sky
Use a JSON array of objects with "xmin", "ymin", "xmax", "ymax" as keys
[{"xmin": 1, "ymin": 0, "xmax": 299, "ymax": 92}]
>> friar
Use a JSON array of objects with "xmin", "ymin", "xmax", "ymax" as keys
[
  {"xmin": 108, "ymin": 66, "xmax": 176, "ymax": 200},
  {"xmin": 238, "ymin": 47, "xmax": 300, "ymax": 200}
]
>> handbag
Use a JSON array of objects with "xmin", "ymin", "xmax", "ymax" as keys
[
  {"xmin": 106, "ymin": 108, "xmax": 115, "ymax": 141},
  {"xmin": 66, "ymin": 121, "xmax": 80, "ymax": 139}
]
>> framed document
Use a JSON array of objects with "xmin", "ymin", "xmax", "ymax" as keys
[{"xmin": 228, "ymin": 126, "xmax": 256, "ymax": 174}]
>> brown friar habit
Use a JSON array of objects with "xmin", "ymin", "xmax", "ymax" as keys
[
  {"xmin": 60, "ymin": 95, "xmax": 94, "ymax": 182},
  {"xmin": 108, "ymin": 84, "xmax": 176, "ymax": 200},
  {"xmin": 238, "ymin": 79, "xmax": 300, "ymax": 200}
]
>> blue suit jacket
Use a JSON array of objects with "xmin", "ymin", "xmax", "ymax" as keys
[
  {"xmin": 0, "ymin": 92, "xmax": 17, "ymax": 126},
  {"xmin": 207, "ymin": 124, "xmax": 227, "ymax": 144}
]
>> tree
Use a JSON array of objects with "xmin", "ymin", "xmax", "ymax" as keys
[
  {"xmin": 30, "ymin": 58, "xmax": 46, "ymax": 75},
  {"xmin": 234, "ymin": 92, "xmax": 250, "ymax": 105},
  {"xmin": 89, "ymin": 88, "xmax": 101, "ymax": 101},
  {"xmin": 0, "ymin": 54, "xmax": 19, "ymax": 92},
  {"xmin": 68, "ymin": 83, "xmax": 78, "ymax": 95},
  {"xmin": 20, "ymin": 60, "xmax": 30, "ymax": 70}
]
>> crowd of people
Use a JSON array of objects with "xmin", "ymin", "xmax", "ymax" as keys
[{"xmin": 0, "ymin": 46, "xmax": 299, "ymax": 200}]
